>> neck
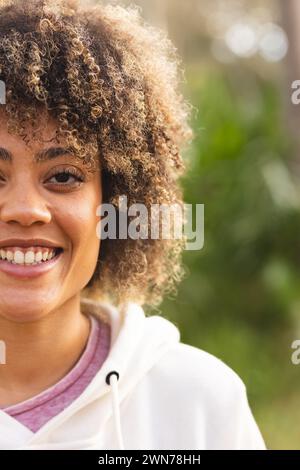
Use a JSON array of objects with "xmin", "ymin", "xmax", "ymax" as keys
[{"xmin": 0, "ymin": 295, "xmax": 91, "ymax": 406}]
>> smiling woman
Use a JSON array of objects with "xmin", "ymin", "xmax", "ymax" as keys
[
  {"xmin": 0, "ymin": 0, "xmax": 266, "ymax": 452},
  {"xmin": 0, "ymin": 0, "xmax": 191, "ymax": 309},
  {"xmin": 0, "ymin": 112, "xmax": 102, "ymax": 314}
]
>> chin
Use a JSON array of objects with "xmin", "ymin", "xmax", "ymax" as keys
[{"xmin": 0, "ymin": 297, "xmax": 52, "ymax": 324}]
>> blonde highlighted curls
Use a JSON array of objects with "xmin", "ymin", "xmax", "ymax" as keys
[{"xmin": 0, "ymin": 0, "xmax": 193, "ymax": 309}]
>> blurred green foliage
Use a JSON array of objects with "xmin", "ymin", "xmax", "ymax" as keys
[{"xmin": 160, "ymin": 63, "xmax": 300, "ymax": 449}]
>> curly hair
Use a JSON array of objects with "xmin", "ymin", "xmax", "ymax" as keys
[{"xmin": 0, "ymin": 0, "xmax": 193, "ymax": 309}]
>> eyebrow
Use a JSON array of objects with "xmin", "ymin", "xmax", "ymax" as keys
[{"xmin": 0, "ymin": 146, "xmax": 75, "ymax": 164}]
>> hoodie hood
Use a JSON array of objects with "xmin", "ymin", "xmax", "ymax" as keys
[{"xmin": 0, "ymin": 297, "xmax": 180, "ymax": 450}]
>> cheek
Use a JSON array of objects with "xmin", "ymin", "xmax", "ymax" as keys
[{"xmin": 53, "ymin": 187, "xmax": 101, "ymax": 269}]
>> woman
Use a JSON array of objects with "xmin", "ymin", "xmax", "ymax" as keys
[{"xmin": 0, "ymin": 0, "xmax": 266, "ymax": 450}]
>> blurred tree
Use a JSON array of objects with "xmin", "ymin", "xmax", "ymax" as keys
[{"xmin": 279, "ymin": 0, "xmax": 300, "ymax": 153}]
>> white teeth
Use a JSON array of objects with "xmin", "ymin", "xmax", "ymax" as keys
[
  {"xmin": 35, "ymin": 251, "xmax": 43, "ymax": 263},
  {"xmin": 24, "ymin": 251, "xmax": 35, "ymax": 264},
  {"xmin": 0, "ymin": 248, "xmax": 57, "ymax": 265},
  {"xmin": 14, "ymin": 251, "xmax": 25, "ymax": 264}
]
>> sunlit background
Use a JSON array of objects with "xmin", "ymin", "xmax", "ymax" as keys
[{"xmin": 102, "ymin": 0, "xmax": 300, "ymax": 449}]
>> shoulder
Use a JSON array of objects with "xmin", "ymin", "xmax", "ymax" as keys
[
  {"xmin": 146, "ymin": 342, "xmax": 266, "ymax": 449},
  {"xmin": 151, "ymin": 341, "xmax": 247, "ymax": 402}
]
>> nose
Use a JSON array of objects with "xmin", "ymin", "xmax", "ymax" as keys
[{"xmin": 0, "ymin": 178, "xmax": 52, "ymax": 226}]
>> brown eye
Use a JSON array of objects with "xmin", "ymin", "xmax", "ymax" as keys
[
  {"xmin": 51, "ymin": 170, "xmax": 82, "ymax": 184},
  {"xmin": 45, "ymin": 167, "xmax": 85, "ymax": 190},
  {"xmin": 56, "ymin": 172, "xmax": 69, "ymax": 183}
]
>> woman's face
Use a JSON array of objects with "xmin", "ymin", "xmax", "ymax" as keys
[{"xmin": 0, "ymin": 112, "xmax": 102, "ymax": 323}]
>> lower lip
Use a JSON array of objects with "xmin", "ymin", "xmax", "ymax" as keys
[{"xmin": 0, "ymin": 250, "xmax": 64, "ymax": 279}]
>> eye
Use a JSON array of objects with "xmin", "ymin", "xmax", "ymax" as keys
[
  {"xmin": 49, "ymin": 170, "xmax": 83, "ymax": 184},
  {"xmin": 45, "ymin": 166, "xmax": 85, "ymax": 190}
]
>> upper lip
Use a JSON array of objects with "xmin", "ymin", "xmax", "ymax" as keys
[{"xmin": 0, "ymin": 239, "xmax": 63, "ymax": 249}]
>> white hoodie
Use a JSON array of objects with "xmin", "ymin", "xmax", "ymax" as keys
[{"xmin": 0, "ymin": 297, "xmax": 266, "ymax": 450}]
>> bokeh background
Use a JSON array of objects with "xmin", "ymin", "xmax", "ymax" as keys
[{"xmin": 103, "ymin": 0, "xmax": 300, "ymax": 449}]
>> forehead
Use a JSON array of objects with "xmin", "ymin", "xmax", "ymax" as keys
[
  {"xmin": 0, "ymin": 108, "xmax": 100, "ymax": 172},
  {"xmin": 0, "ymin": 109, "xmax": 62, "ymax": 151}
]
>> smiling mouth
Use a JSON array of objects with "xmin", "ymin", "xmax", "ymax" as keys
[
  {"xmin": 0, "ymin": 247, "xmax": 64, "ymax": 279},
  {"xmin": 0, "ymin": 247, "xmax": 64, "ymax": 265}
]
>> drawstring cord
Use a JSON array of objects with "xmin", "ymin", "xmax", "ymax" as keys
[{"xmin": 105, "ymin": 371, "xmax": 125, "ymax": 450}]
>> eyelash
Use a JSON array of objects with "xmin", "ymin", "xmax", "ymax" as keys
[
  {"xmin": 45, "ymin": 167, "xmax": 85, "ymax": 188},
  {"xmin": 0, "ymin": 166, "xmax": 86, "ymax": 190}
]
